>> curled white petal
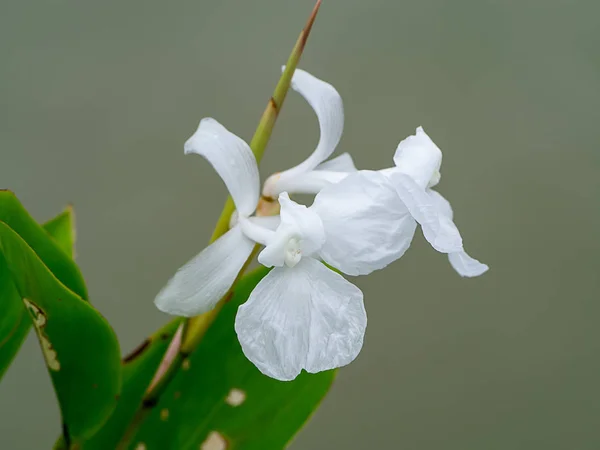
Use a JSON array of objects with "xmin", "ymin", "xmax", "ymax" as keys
[
  {"xmin": 315, "ymin": 152, "xmax": 358, "ymax": 172},
  {"xmin": 313, "ymin": 171, "xmax": 417, "ymax": 276},
  {"xmin": 184, "ymin": 118, "xmax": 259, "ymax": 216},
  {"xmin": 387, "ymin": 172, "xmax": 463, "ymax": 253},
  {"xmin": 449, "ymin": 251, "xmax": 489, "ymax": 277},
  {"xmin": 238, "ymin": 216, "xmax": 275, "ymax": 247},
  {"xmin": 266, "ymin": 68, "xmax": 343, "ymax": 194},
  {"xmin": 155, "ymin": 226, "xmax": 255, "ymax": 316},
  {"xmin": 429, "ymin": 189, "xmax": 488, "ymax": 277},
  {"xmin": 393, "ymin": 127, "xmax": 442, "ymax": 189},
  {"xmin": 264, "ymin": 170, "xmax": 349, "ymax": 197},
  {"xmin": 247, "ymin": 215, "xmax": 280, "ymax": 231},
  {"xmin": 258, "ymin": 193, "xmax": 325, "ymax": 268},
  {"xmin": 235, "ymin": 257, "xmax": 366, "ymax": 381}
]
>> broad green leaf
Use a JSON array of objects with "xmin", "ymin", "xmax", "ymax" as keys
[
  {"xmin": 74, "ymin": 268, "xmax": 334, "ymax": 449},
  {"xmin": 132, "ymin": 267, "xmax": 335, "ymax": 450},
  {"xmin": 0, "ymin": 254, "xmax": 28, "ymax": 380},
  {"xmin": 0, "ymin": 206, "xmax": 77, "ymax": 380},
  {"xmin": 0, "ymin": 221, "xmax": 121, "ymax": 443},
  {"xmin": 71, "ymin": 318, "xmax": 184, "ymax": 450},
  {"xmin": 42, "ymin": 206, "xmax": 76, "ymax": 257},
  {"xmin": 0, "ymin": 191, "xmax": 87, "ymax": 299}
]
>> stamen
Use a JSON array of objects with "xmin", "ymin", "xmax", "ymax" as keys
[{"xmin": 284, "ymin": 237, "xmax": 303, "ymax": 267}]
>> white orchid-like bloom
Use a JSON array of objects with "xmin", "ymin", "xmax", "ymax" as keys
[
  {"xmin": 156, "ymin": 65, "xmax": 487, "ymax": 383},
  {"xmin": 155, "ymin": 68, "xmax": 369, "ymax": 381}
]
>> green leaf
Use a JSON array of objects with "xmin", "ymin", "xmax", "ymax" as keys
[
  {"xmin": 0, "ymin": 254, "xmax": 29, "ymax": 380},
  {"xmin": 42, "ymin": 206, "xmax": 76, "ymax": 257},
  {"xmin": 72, "ymin": 318, "xmax": 184, "ymax": 450},
  {"xmin": 0, "ymin": 220, "xmax": 121, "ymax": 444},
  {"xmin": 0, "ymin": 191, "xmax": 87, "ymax": 299},
  {"xmin": 0, "ymin": 205, "xmax": 78, "ymax": 380},
  {"xmin": 87, "ymin": 267, "xmax": 332, "ymax": 449}
]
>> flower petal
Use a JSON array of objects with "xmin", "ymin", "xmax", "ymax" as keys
[
  {"xmin": 448, "ymin": 251, "xmax": 489, "ymax": 277},
  {"xmin": 248, "ymin": 215, "xmax": 280, "ymax": 230},
  {"xmin": 393, "ymin": 127, "xmax": 442, "ymax": 189},
  {"xmin": 429, "ymin": 189, "xmax": 489, "ymax": 277},
  {"xmin": 313, "ymin": 171, "xmax": 417, "ymax": 276},
  {"xmin": 184, "ymin": 118, "xmax": 259, "ymax": 216},
  {"xmin": 155, "ymin": 226, "xmax": 255, "ymax": 316},
  {"xmin": 315, "ymin": 152, "xmax": 358, "ymax": 172},
  {"xmin": 278, "ymin": 192, "xmax": 325, "ymax": 255},
  {"xmin": 235, "ymin": 257, "xmax": 366, "ymax": 381},
  {"xmin": 387, "ymin": 172, "xmax": 463, "ymax": 253},
  {"xmin": 427, "ymin": 188, "xmax": 453, "ymax": 218},
  {"xmin": 258, "ymin": 193, "xmax": 325, "ymax": 267},
  {"xmin": 280, "ymin": 68, "xmax": 344, "ymax": 176}
]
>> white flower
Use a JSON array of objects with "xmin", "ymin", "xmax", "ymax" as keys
[
  {"xmin": 262, "ymin": 68, "xmax": 358, "ymax": 199},
  {"xmin": 154, "ymin": 118, "xmax": 260, "ymax": 316},
  {"xmin": 307, "ymin": 127, "xmax": 488, "ymax": 277},
  {"xmin": 384, "ymin": 127, "xmax": 488, "ymax": 277},
  {"xmin": 235, "ymin": 192, "xmax": 366, "ymax": 381},
  {"xmin": 154, "ymin": 74, "xmax": 368, "ymax": 380}
]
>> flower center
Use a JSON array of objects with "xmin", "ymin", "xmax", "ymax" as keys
[{"xmin": 284, "ymin": 236, "xmax": 303, "ymax": 268}]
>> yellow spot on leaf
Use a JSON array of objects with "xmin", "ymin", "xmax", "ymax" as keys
[
  {"xmin": 160, "ymin": 408, "xmax": 169, "ymax": 421},
  {"xmin": 23, "ymin": 299, "xmax": 60, "ymax": 371},
  {"xmin": 182, "ymin": 358, "xmax": 191, "ymax": 371},
  {"xmin": 200, "ymin": 431, "xmax": 227, "ymax": 450},
  {"xmin": 135, "ymin": 443, "xmax": 147, "ymax": 450},
  {"xmin": 225, "ymin": 388, "xmax": 246, "ymax": 407}
]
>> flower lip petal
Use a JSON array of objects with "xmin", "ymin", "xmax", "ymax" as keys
[
  {"xmin": 155, "ymin": 226, "xmax": 255, "ymax": 317},
  {"xmin": 449, "ymin": 251, "xmax": 489, "ymax": 277},
  {"xmin": 387, "ymin": 171, "xmax": 463, "ymax": 253},
  {"xmin": 234, "ymin": 257, "xmax": 366, "ymax": 381},
  {"xmin": 184, "ymin": 118, "xmax": 259, "ymax": 217},
  {"xmin": 427, "ymin": 188, "xmax": 453, "ymax": 218},
  {"xmin": 278, "ymin": 68, "xmax": 344, "ymax": 179},
  {"xmin": 428, "ymin": 189, "xmax": 489, "ymax": 277}
]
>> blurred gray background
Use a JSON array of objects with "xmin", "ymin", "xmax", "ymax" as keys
[{"xmin": 1, "ymin": 0, "xmax": 599, "ymax": 448}]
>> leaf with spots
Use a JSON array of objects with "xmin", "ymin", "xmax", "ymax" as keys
[
  {"xmin": 0, "ymin": 204, "xmax": 79, "ymax": 381},
  {"xmin": 70, "ymin": 318, "xmax": 184, "ymax": 450},
  {"xmin": 0, "ymin": 219, "xmax": 121, "ymax": 444},
  {"xmin": 130, "ymin": 267, "xmax": 336, "ymax": 450}
]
